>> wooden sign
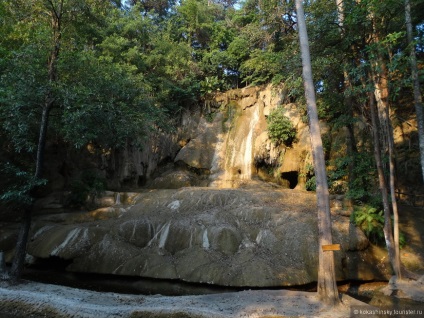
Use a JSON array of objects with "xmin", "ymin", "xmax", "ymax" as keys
[{"xmin": 322, "ymin": 244, "xmax": 341, "ymax": 251}]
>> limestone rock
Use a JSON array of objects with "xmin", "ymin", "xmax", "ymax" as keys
[
  {"xmin": 26, "ymin": 187, "xmax": 390, "ymax": 287},
  {"xmin": 174, "ymin": 116, "xmax": 222, "ymax": 171}
]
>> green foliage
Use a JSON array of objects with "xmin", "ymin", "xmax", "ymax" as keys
[
  {"xmin": 177, "ymin": 0, "xmax": 221, "ymax": 48},
  {"xmin": 351, "ymin": 205, "xmax": 407, "ymax": 248},
  {"xmin": 0, "ymin": 1, "xmax": 193, "ymax": 153},
  {"xmin": 125, "ymin": 0, "xmax": 176, "ymax": 18},
  {"xmin": 266, "ymin": 107, "xmax": 297, "ymax": 147},
  {"xmin": 351, "ymin": 205, "xmax": 385, "ymax": 244},
  {"xmin": 241, "ymin": 50, "xmax": 285, "ymax": 85},
  {"xmin": 0, "ymin": 45, "xmax": 50, "ymax": 153},
  {"xmin": 58, "ymin": 49, "xmax": 155, "ymax": 149},
  {"xmin": 69, "ymin": 170, "xmax": 106, "ymax": 207},
  {"xmin": 397, "ymin": 231, "xmax": 407, "ymax": 250},
  {"xmin": 200, "ymin": 76, "xmax": 222, "ymax": 95},
  {"xmin": 204, "ymin": 111, "xmax": 217, "ymax": 123},
  {"xmin": 305, "ymin": 175, "xmax": 317, "ymax": 191},
  {"xmin": 303, "ymin": 163, "xmax": 316, "ymax": 191},
  {"xmin": 328, "ymin": 152, "xmax": 378, "ymax": 204},
  {"xmin": 0, "ymin": 163, "xmax": 47, "ymax": 207}
]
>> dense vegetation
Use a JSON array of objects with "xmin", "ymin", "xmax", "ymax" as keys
[{"xmin": 0, "ymin": 0, "xmax": 423, "ymax": 281}]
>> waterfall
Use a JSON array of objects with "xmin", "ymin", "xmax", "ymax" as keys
[
  {"xmin": 202, "ymin": 229, "xmax": 210, "ymax": 249},
  {"xmin": 115, "ymin": 193, "xmax": 121, "ymax": 205},
  {"xmin": 209, "ymin": 103, "xmax": 261, "ymax": 187},
  {"xmin": 242, "ymin": 106, "xmax": 260, "ymax": 179},
  {"xmin": 209, "ymin": 133, "xmax": 225, "ymax": 186},
  {"xmin": 158, "ymin": 222, "xmax": 171, "ymax": 249},
  {"xmin": 225, "ymin": 105, "xmax": 260, "ymax": 181}
]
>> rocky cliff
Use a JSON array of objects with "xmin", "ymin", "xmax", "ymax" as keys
[
  {"xmin": 149, "ymin": 85, "xmax": 315, "ymax": 190},
  {"xmin": 41, "ymin": 84, "xmax": 421, "ymax": 195},
  {"xmin": 42, "ymin": 84, "xmax": 315, "ymax": 191}
]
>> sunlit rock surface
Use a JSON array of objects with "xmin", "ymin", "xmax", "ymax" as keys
[{"xmin": 26, "ymin": 187, "xmax": 391, "ymax": 287}]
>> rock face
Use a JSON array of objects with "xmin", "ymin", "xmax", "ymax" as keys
[
  {"xmin": 53, "ymin": 84, "xmax": 315, "ymax": 190},
  {"xmin": 170, "ymin": 85, "xmax": 316, "ymax": 189},
  {"xmin": 26, "ymin": 187, "xmax": 392, "ymax": 287},
  {"xmin": 32, "ymin": 82, "xmax": 421, "ymax": 195}
]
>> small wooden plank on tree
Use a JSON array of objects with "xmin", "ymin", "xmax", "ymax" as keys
[{"xmin": 322, "ymin": 244, "xmax": 341, "ymax": 251}]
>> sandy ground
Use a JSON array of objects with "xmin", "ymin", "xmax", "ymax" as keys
[{"xmin": 0, "ymin": 280, "xmax": 373, "ymax": 318}]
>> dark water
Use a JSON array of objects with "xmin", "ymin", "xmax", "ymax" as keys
[
  {"xmin": 21, "ymin": 257, "xmax": 318, "ymax": 296},
  {"xmin": 23, "ymin": 267, "xmax": 239, "ymax": 296},
  {"xmin": 344, "ymin": 281, "xmax": 424, "ymax": 318}
]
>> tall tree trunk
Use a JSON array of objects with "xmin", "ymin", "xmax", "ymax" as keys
[
  {"xmin": 387, "ymin": 117, "xmax": 401, "ymax": 279},
  {"xmin": 369, "ymin": 88, "xmax": 400, "ymax": 278},
  {"xmin": 9, "ymin": 208, "xmax": 32, "ymax": 282},
  {"xmin": 369, "ymin": 10, "xmax": 402, "ymax": 278},
  {"xmin": 0, "ymin": 251, "xmax": 7, "ymax": 278},
  {"xmin": 405, "ymin": 0, "xmax": 424, "ymax": 184},
  {"xmin": 335, "ymin": 0, "xmax": 358, "ymax": 200},
  {"xmin": 372, "ymin": 63, "xmax": 401, "ymax": 278},
  {"xmin": 295, "ymin": 0, "xmax": 339, "ymax": 306},
  {"xmin": 35, "ymin": 105, "xmax": 52, "ymax": 179},
  {"xmin": 9, "ymin": 4, "xmax": 61, "ymax": 282},
  {"xmin": 10, "ymin": 104, "xmax": 52, "ymax": 282}
]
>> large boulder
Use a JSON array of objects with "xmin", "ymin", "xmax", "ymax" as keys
[
  {"xmin": 174, "ymin": 116, "xmax": 222, "ymax": 171},
  {"xmin": 26, "ymin": 187, "xmax": 391, "ymax": 287}
]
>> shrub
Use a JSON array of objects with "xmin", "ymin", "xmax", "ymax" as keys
[
  {"xmin": 351, "ymin": 205, "xmax": 406, "ymax": 248},
  {"xmin": 305, "ymin": 175, "xmax": 316, "ymax": 191},
  {"xmin": 351, "ymin": 205, "xmax": 385, "ymax": 244},
  {"xmin": 301, "ymin": 163, "xmax": 316, "ymax": 191},
  {"xmin": 266, "ymin": 107, "xmax": 297, "ymax": 147}
]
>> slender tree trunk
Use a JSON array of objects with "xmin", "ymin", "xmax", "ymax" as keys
[
  {"xmin": 9, "ymin": 208, "xmax": 32, "ymax": 282},
  {"xmin": 369, "ymin": 91, "xmax": 400, "ymax": 277},
  {"xmin": 9, "ymin": 4, "xmax": 61, "ymax": 282},
  {"xmin": 335, "ymin": 0, "xmax": 358, "ymax": 199},
  {"xmin": 35, "ymin": 105, "xmax": 52, "ymax": 179},
  {"xmin": 369, "ymin": 10, "xmax": 402, "ymax": 278},
  {"xmin": 405, "ymin": 0, "xmax": 424, "ymax": 184},
  {"xmin": 10, "ymin": 104, "xmax": 52, "ymax": 282},
  {"xmin": 372, "ymin": 64, "xmax": 401, "ymax": 278},
  {"xmin": 295, "ymin": 0, "xmax": 339, "ymax": 305},
  {"xmin": 0, "ymin": 251, "xmax": 9, "ymax": 279},
  {"xmin": 387, "ymin": 118, "xmax": 402, "ymax": 279}
]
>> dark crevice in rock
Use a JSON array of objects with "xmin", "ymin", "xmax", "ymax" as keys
[
  {"xmin": 281, "ymin": 171, "xmax": 298, "ymax": 189},
  {"xmin": 29, "ymin": 256, "xmax": 73, "ymax": 272}
]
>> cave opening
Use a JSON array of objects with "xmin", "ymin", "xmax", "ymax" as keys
[
  {"xmin": 137, "ymin": 175, "xmax": 147, "ymax": 187},
  {"xmin": 281, "ymin": 171, "xmax": 298, "ymax": 189}
]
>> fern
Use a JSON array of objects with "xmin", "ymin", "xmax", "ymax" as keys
[
  {"xmin": 351, "ymin": 205, "xmax": 384, "ymax": 243},
  {"xmin": 351, "ymin": 205, "xmax": 406, "ymax": 248}
]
